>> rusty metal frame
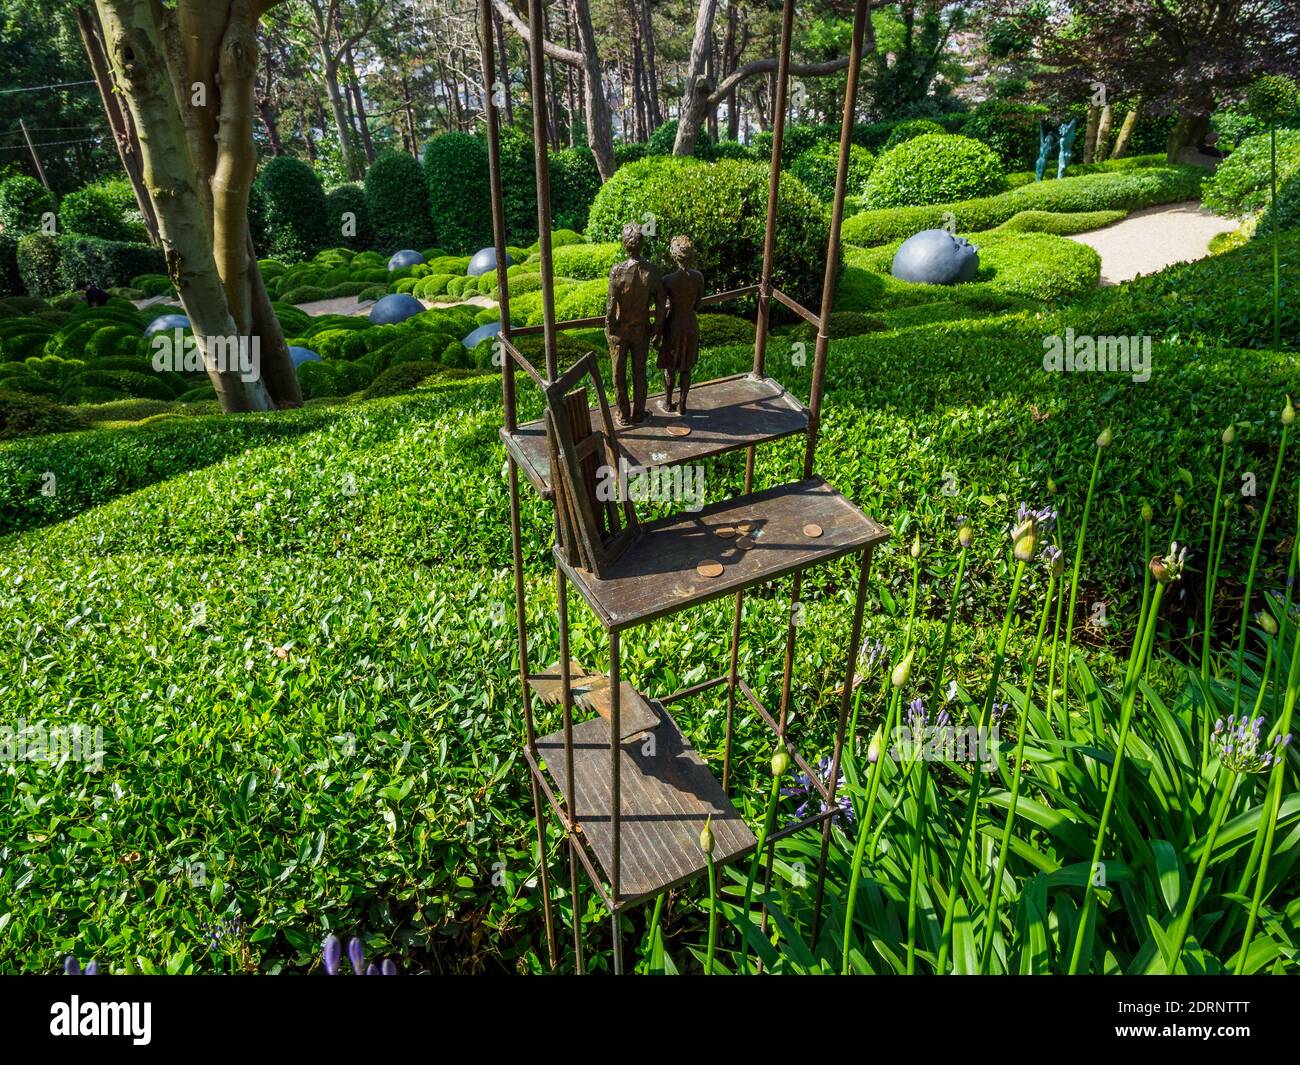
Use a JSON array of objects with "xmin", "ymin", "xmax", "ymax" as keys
[{"xmin": 480, "ymin": 0, "xmax": 874, "ymax": 974}]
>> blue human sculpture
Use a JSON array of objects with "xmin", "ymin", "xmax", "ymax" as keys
[
  {"xmin": 1035, "ymin": 119, "xmax": 1056, "ymax": 181},
  {"xmin": 1057, "ymin": 118, "xmax": 1079, "ymax": 179}
]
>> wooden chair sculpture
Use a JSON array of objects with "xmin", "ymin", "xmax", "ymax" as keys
[{"xmin": 481, "ymin": 0, "xmax": 887, "ymax": 974}]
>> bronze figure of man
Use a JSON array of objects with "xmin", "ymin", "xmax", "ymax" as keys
[{"xmin": 605, "ymin": 222, "xmax": 664, "ymax": 425}]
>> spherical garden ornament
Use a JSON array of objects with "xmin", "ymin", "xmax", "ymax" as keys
[
  {"xmin": 462, "ymin": 321, "xmax": 501, "ymax": 349},
  {"xmin": 466, "ymin": 246, "xmax": 514, "ymax": 277},
  {"xmin": 369, "ymin": 292, "xmax": 425, "ymax": 325},
  {"xmin": 144, "ymin": 312, "xmax": 190, "ymax": 336},
  {"xmin": 387, "ymin": 249, "xmax": 426, "ymax": 271},
  {"xmin": 289, "ymin": 346, "xmax": 321, "ymax": 368},
  {"xmin": 891, "ymin": 229, "xmax": 980, "ymax": 286}
]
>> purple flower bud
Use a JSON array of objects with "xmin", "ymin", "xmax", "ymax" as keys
[
  {"xmin": 381, "ymin": 959, "xmax": 398, "ymax": 976},
  {"xmin": 348, "ymin": 936, "xmax": 365, "ymax": 975},
  {"xmin": 366, "ymin": 963, "xmax": 379, "ymax": 975},
  {"xmin": 63, "ymin": 955, "xmax": 80, "ymax": 975},
  {"xmin": 323, "ymin": 934, "xmax": 342, "ymax": 975},
  {"xmin": 85, "ymin": 961, "xmax": 99, "ymax": 975}
]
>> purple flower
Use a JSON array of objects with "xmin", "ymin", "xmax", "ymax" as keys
[
  {"xmin": 347, "ymin": 936, "xmax": 365, "ymax": 975},
  {"xmin": 323, "ymin": 934, "xmax": 342, "ymax": 976},
  {"xmin": 1213, "ymin": 715, "xmax": 1290, "ymax": 773},
  {"xmin": 782, "ymin": 757, "xmax": 853, "ymax": 824}
]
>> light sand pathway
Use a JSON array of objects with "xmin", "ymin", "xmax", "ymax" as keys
[{"xmin": 1067, "ymin": 201, "xmax": 1237, "ymax": 285}]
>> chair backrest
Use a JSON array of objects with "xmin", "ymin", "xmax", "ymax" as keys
[{"xmin": 543, "ymin": 353, "xmax": 639, "ymax": 577}]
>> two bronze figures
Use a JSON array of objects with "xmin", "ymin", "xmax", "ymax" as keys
[{"xmin": 604, "ymin": 223, "xmax": 704, "ymax": 426}]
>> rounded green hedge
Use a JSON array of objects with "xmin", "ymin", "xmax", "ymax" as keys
[
  {"xmin": 424, "ymin": 132, "xmax": 492, "ymax": 254},
  {"xmin": 256, "ymin": 156, "xmax": 330, "ymax": 262},
  {"xmin": 586, "ymin": 156, "xmax": 833, "ymax": 306},
  {"xmin": 325, "ymin": 183, "xmax": 373, "ymax": 252},
  {"xmin": 0, "ymin": 176, "xmax": 55, "ymax": 238},
  {"xmin": 58, "ymin": 187, "xmax": 134, "ymax": 242},
  {"xmin": 959, "ymin": 101, "xmax": 1048, "ymax": 169},
  {"xmin": 790, "ymin": 143, "xmax": 875, "ymax": 202},
  {"xmin": 365, "ymin": 150, "xmax": 435, "ymax": 253},
  {"xmin": 863, "ymin": 134, "xmax": 1006, "ymax": 209},
  {"xmin": 1203, "ymin": 129, "xmax": 1300, "ymax": 222},
  {"xmin": 550, "ymin": 146, "xmax": 602, "ymax": 231},
  {"xmin": 883, "ymin": 118, "xmax": 945, "ymax": 152}
]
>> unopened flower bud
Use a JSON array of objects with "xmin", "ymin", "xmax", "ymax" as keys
[
  {"xmin": 1047, "ymin": 477, "xmax": 1057, "ymax": 494},
  {"xmin": 1141, "ymin": 502, "xmax": 1153, "ymax": 524},
  {"xmin": 771, "ymin": 748, "xmax": 791, "ymax": 777},
  {"xmin": 1174, "ymin": 492, "xmax": 1184, "ymax": 509},
  {"xmin": 958, "ymin": 522, "xmax": 973, "ymax": 549},
  {"xmin": 891, "ymin": 650, "xmax": 914, "ymax": 689},
  {"xmin": 1222, "ymin": 425, "xmax": 1236, "ymax": 445},
  {"xmin": 699, "ymin": 817, "xmax": 715, "ymax": 855},
  {"xmin": 1012, "ymin": 520, "xmax": 1038, "ymax": 563},
  {"xmin": 1284, "ymin": 396, "xmax": 1296, "ymax": 426},
  {"xmin": 1258, "ymin": 611, "xmax": 1279, "ymax": 636},
  {"xmin": 867, "ymin": 728, "xmax": 882, "ymax": 764},
  {"xmin": 1096, "ymin": 427, "xmax": 1113, "ymax": 448},
  {"xmin": 910, "ymin": 531, "xmax": 921, "ymax": 559}
]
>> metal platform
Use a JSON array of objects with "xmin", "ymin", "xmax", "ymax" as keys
[
  {"xmin": 527, "ymin": 660, "xmax": 661, "ymax": 739},
  {"xmin": 501, "ymin": 373, "xmax": 809, "ymax": 498},
  {"xmin": 534, "ymin": 701, "xmax": 756, "ymax": 908},
  {"xmin": 555, "ymin": 476, "xmax": 889, "ymax": 632}
]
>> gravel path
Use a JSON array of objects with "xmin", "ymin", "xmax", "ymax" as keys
[{"xmin": 1068, "ymin": 201, "xmax": 1237, "ymax": 285}]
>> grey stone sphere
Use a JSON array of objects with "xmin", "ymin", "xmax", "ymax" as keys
[
  {"xmin": 466, "ymin": 247, "xmax": 514, "ymax": 277},
  {"xmin": 144, "ymin": 312, "xmax": 190, "ymax": 336},
  {"xmin": 368, "ymin": 293, "xmax": 425, "ymax": 325},
  {"xmin": 387, "ymin": 249, "xmax": 426, "ymax": 271},
  {"xmin": 891, "ymin": 229, "xmax": 980, "ymax": 285},
  {"xmin": 289, "ymin": 346, "xmax": 321, "ymax": 368},
  {"xmin": 462, "ymin": 321, "xmax": 501, "ymax": 349}
]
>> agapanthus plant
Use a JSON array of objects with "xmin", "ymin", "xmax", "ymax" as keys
[{"xmin": 322, "ymin": 934, "xmax": 399, "ymax": 975}]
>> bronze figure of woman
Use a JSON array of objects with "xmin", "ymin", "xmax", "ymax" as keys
[{"xmin": 657, "ymin": 235, "xmax": 704, "ymax": 415}]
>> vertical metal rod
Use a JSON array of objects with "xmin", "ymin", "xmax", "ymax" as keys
[
  {"xmin": 724, "ymin": 441, "xmax": 759, "ymax": 793},
  {"xmin": 19, "ymin": 119, "xmax": 50, "ymax": 189},
  {"xmin": 811, "ymin": 546, "xmax": 874, "ymax": 942},
  {"xmin": 557, "ymin": 568, "xmax": 583, "ymax": 972},
  {"xmin": 777, "ymin": 571, "xmax": 802, "ymax": 733},
  {"xmin": 803, "ymin": 0, "xmax": 869, "ymax": 480},
  {"xmin": 609, "ymin": 629, "xmax": 621, "ymax": 906},
  {"xmin": 750, "ymin": 0, "xmax": 795, "ymax": 379},
  {"xmin": 611, "ymin": 913, "xmax": 624, "ymax": 975},
  {"xmin": 481, "ymin": 0, "xmax": 555, "ymax": 970},
  {"xmin": 525, "ymin": 0, "xmax": 559, "ymax": 379}
]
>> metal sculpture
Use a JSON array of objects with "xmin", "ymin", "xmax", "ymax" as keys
[
  {"xmin": 1036, "ymin": 118, "xmax": 1056, "ymax": 181},
  {"xmin": 891, "ymin": 228, "xmax": 980, "ymax": 285},
  {"xmin": 1057, "ymin": 118, "xmax": 1079, "ymax": 179},
  {"xmin": 657, "ymin": 235, "xmax": 705, "ymax": 414},
  {"xmin": 604, "ymin": 222, "xmax": 664, "ymax": 426}
]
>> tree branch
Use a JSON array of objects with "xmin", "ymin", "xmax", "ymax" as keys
[
  {"xmin": 707, "ymin": 55, "xmax": 854, "ymax": 107},
  {"xmin": 491, "ymin": 0, "xmax": 584, "ymax": 68}
]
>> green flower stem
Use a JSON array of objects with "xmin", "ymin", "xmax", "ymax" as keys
[
  {"xmin": 1166, "ymin": 768, "xmax": 1236, "ymax": 968},
  {"xmin": 1235, "ymin": 609, "xmax": 1300, "ymax": 973},
  {"xmin": 1062, "ymin": 444, "xmax": 1106, "ymax": 752},
  {"xmin": 1202, "ymin": 443, "xmax": 1231, "ymax": 680},
  {"xmin": 931, "ymin": 544, "xmax": 969, "ymax": 700},
  {"xmin": 1232, "ymin": 420, "xmax": 1290, "ymax": 719},
  {"xmin": 705, "ymin": 854, "xmax": 718, "ymax": 975},
  {"xmin": 1067, "ymin": 581, "xmax": 1167, "ymax": 974},
  {"xmin": 935, "ymin": 559, "xmax": 1026, "ymax": 974},
  {"xmin": 740, "ymin": 770, "xmax": 784, "ymax": 975},
  {"xmin": 1273, "ymin": 126, "xmax": 1281, "ymax": 350},
  {"xmin": 841, "ymin": 686, "xmax": 903, "ymax": 974},
  {"xmin": 904, "ymin": 760, "xmax": 928, "ymax": 975},
  {"xmin": 978, "ymin": 569, "xmax": 1057, "ymax": 973}
]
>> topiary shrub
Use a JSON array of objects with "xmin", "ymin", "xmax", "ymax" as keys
[
  {"xmin": 959, "ymin": 101, "xmax": 1049, "ymax": 169},
  {"xmin": 862, "ymin": 134, "xmax": 1006, "ymax": 208},
  {"xmin": 883, "ymin": 118, "xmax": 945, "ymax": 152},
  {"xmin": 0, "ymin": 388, "xmax": 87, "ymax": 439},
  {"xmin": 58, "ymin": 186, "xmax": 135, "ymax": 242},
  {"xmin": 614, "ymin": 141, "xmax": 649, "ymax": 167},
  {"xmin": 697, "ymin": 312, "xmax": 755, "ymax": 346},
  {"xmin": 424, "ymin": 132, "xmax": 492, "ymax": 254},
  {"xmin": 256, "ymin": 156, "xmax": 330, "ymax": 261},
  {"xmin": 790, "ymin": 143, "xmax": 875, "ymax": 201},
  {"xmin": 16, "ymin": 233, "xmax": 64, "ymax": 298},
  {"xmin": 499, "ymin": 127, "xmax": 538, "ymax": 244},
  {"xmin": 365, "ymin": 150, "xmax": 435, "ymax": 253},
  {"xmin": 60, "ymin": 235, "xmax": 164, "ymax": 290},
  {"xmin": 791, "ymin": 309, "xmax": 885, "ymax": 340},
  {"xmin": 587, "ymin": 156, "xmax": 832, "ymax": 307},
  {"xmin": 647, "ymin": 120, "xmax": 714, "ymax": 157},
  {"xmin": 550, "ymin": 146, "xmax": 602, "ymax": 231},
  {"xmin": 0, "ymin": 175, "xmax": 56, "ymax": 238},
  {"xmin": 551, "ymin": 242, "xmax": 621, "ymax": 280},
  {"xmin": 361, "ymin": 359, "xmax": 443, "ymax": 399},
  {"xmin": 325, "ymin": 183, "xmax": 373, "ymax": 251},
  {"xmin": 1203, "ymin": 129, "xmax": 1300, "ymax": 224}
]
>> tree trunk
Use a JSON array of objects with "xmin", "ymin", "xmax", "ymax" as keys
[
  {"xmin": 640, "ymin": 0, "xmax": 661, "ymax": 129},
  {"xmin": 344, "ymin": 45, "xmax": 375, "ymax": 165},
  {"xmin": 94, "ymin": 0, "xmax": 299, "ymax": 413},
  {"xmin": 402, "ymin": 74, "xmax": 420, "ymax": 158},
  {"xmin": 320, "ymin": 53, "xmax": 358, "ymax": 176},
  {"xmin": 1110, "ymin": 99, "xmax": 1141, "ymax": 159},
  {"xmin": 1083, "ymin": 103, "xmax": 1100, "ymax": 164},
  {"xmin": 674, "ymin": 0, "xmax": 718, "ymax": 155},
  {"xmin": 1094, "ymin": 103, "xmax": 1114, "ymax": 162},
  {"xmin": 75, "ymin": 5, "xmax": 160, "ymax": 244},
  {"xmin": 493, "ymin": 8, "xmax": 514, "ymax": 125}
]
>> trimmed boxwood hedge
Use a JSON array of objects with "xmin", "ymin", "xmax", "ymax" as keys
[
  {"xmin": 862, "ymin": 134, "xmax": 1006, "ymax": 208},
  {"xmin": 325, "ymin": 183, "xmax": 374, "ymax": 252},
  {"xmin": 257, "ymin": 156, "xmax": 331, "ymax": 261},
  {"xmin": 0, "ymin": 388, "xmax": 86, "ymax": 440},
  {"xmin": 365, "ymin": 150, "xmax": 435, "ymax": 253},
  {"xmin": 424, "ymin": 132, "xmax": 493, "ymax": 254},
  {"xmin": 790, "ymin": 143, "xmax": 875, "ymax": 202},
  {"xmin": 843, "ymin": 165, "xmax": 1204, "ymax": 247},
  {"xmin": 0, "ymin": 176, "xmax": 55, "ymax": 238},
  {"xmin": 15, "ymin": 233, "xmax": 63, "ymax": 299},
  {"xmin": 586, "ymin": 156, "xmax": 833, "ymax": 308},
  {"xmin": 58, "ymin": 186, "xmax": 137, "ymax": 243}
]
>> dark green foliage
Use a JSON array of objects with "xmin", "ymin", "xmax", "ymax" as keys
[
  {"xmin": 15, "ymin": 233, "xmax": 63, "ymax": 298},
  {"xmin": 0, "ymin": 175, "xmax": 55, "ymax": 237},
  {"xmin": 58, "ymin": 186, "xmax": 135, "ymax": 242},
  {"xmin": 697, "ymin": 313, "xmax": 755, "ymax": 346},
  {"xmin": 549, "ymin": 146, "xmax": 601, "ymax": 231},
  {"xmin": 423, "ymin": 132, "xmax": 492, "ymax": 253},
  {"xmin": 863, "ymin": 134, "xmax": 1006, "ymax": 208},
  {"xmin": 325, "ymin": 184, "xmax": 373, "ymax": 252},
  {"xmin": 1203, "ymin": 130, "xmax": 1300, "ymax": 227},
  {"xmin": 586, "ymin": 156, "xmax": 833, "ymax": 307},
  {"xmin": 364, "ymin": 151, "xmax": 434, "ymax": 253},
  {"xmin": 499, "ymin": 127, "xmax": 538, "ymax": 244},
  {"xmin": 0, "ymin": 234, "xmax": 19, "ymax": 298},
  {"xmin": 614, "ymin": 141, "xmax": 649, "ymax": 167},
  {"xmin": 791, "ymin": 310, "xmax": 885, "ymax": 340},
  {"xmin": 646, "ymin": 119, "xmax": 714, "ymax": 157},
  {"xmin": 59, "ymin": 235, "xmax": 164, "ymax": 291},
  {"xmin": 959, "ymin": 100, "xmax": 1049, "ymax": 169},
  {"xmin": 256, "ymin": 156, "xmax": 330, "ymax": 261},
  {"xmin": 1246, "ymin": 74, "xmax": 1300, "ymax": 125},
  {"xmin": 883, "ymin": 118, "xmax": 945, "ymax": 151},
  {"xmin": 360, "ymin": 359, "xmax": 442, "ymax": 399},
  {"xmin": 0, "ymin": 388, "xmax": 85, "ymax": 440}
]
